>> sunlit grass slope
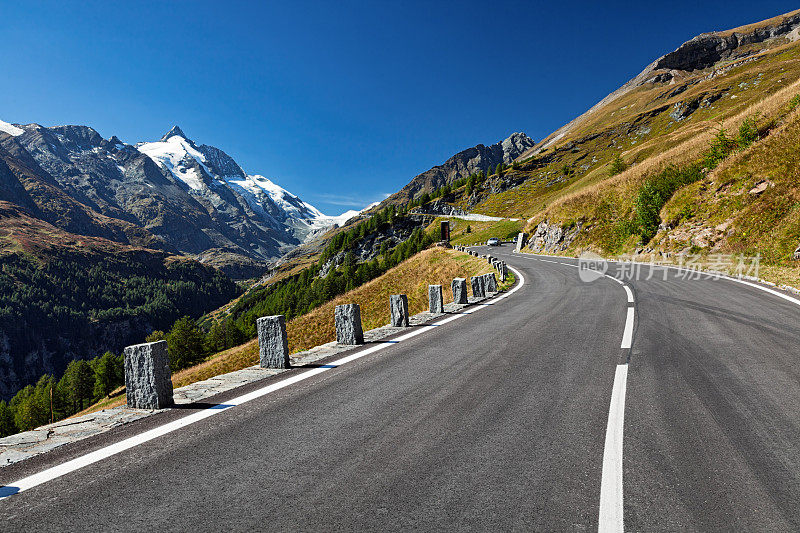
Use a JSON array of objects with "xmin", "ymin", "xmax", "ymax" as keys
[{"xmin": 78, "ymin": 247, "xmax": 512, "ymax": 415}]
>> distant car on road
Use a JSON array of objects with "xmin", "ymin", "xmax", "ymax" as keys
[{"xmin": 487, "ymin": 238, "xmax": 501, "ymax": 246}]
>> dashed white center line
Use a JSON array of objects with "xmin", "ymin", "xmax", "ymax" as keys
[
  {"xmin": 599, "ymin": 363, "xmax": 628, "ymax": 533},
  {"xmin": 620, "ymin": 307, "xmax": 635, "ymax": 349},
  {"xmin": 623, "ymin": 285, "xmax": 634, "ymax": 303}
]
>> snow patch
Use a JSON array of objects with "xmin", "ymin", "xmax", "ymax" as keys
[
  {"xmin": 137, "ymin": 136, "xmax": 211, "ymax": 191},
  {"xmin": 0, "ymin": 120, "xmax": 24, "ymax": 137}
]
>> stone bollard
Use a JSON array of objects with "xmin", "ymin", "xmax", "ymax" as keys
[
  {"xmin": 336, "ymin": 304, "xmax": 364, "ymax": 345},
  {"xmin": 484, "ymin": 272, "xmax": 498, "ymax": 293},
  {"xmin": 500, "ymin": 262, "xmax": 507, "ymax": 282},
  {"xmin": 390, "ymin": 294, "xmax": 410, "ymax": 327},
  {"xmin": 257, "ymin": 315, "xmax": 290, "ymax": 368},
  {"xmin": 452, "ymin": 277, "xmax": 468, "ymax": 304},
  {"xmin": 124, "ymin": 340, "xmax": 173, "ymax": 410},
  {"xmin": 429, "ymin": 284, "xmax": 444, "ymax": 313},
  {"xmin": 471, "ymin": 275, "xmax": 486, "ymax": 298}
]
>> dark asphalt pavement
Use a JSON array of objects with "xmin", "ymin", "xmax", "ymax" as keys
[{"xmin": 2, "ymin": 246, "xmax": 799, "ymax": 532}]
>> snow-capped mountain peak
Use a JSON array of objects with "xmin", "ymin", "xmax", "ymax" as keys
[
  {"xmin": 137, "ymin": 131, "xmax": 211, "ymax": 191},
  {"xmin": 161, "ymin": 125, "xmax": 189, "ymax": 142},
  {"xmin": 136, "ymin": 127, "xmax": 356, "ymax": 242}
]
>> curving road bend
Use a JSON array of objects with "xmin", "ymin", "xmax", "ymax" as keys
[{"xmin": 1, "ymin": 245, "xmax": 799, "ymax": 531}]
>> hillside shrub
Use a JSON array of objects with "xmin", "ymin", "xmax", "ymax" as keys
[
  {"xmin": 634, "ymin": 164, "xmax": 703, "ymax": 243},
  {"xmin": 608, "ymin": 154, "xmax": 628, "ymax": 176}
]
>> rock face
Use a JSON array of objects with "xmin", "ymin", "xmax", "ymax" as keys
[
  {"xmin": 428, "ymin": 285, "xmax": 444, "ymax": 314},
  {"xmin": 335, "ymin": 304, "xmax": 364, "ymax": 345},
  {"xmin": 654, "ymin": 13, "xmax": 800, "ymax": 73},
  {"xmin": 530, "ymin": 221, "xmax": 581, "ymax": 253},
  {"xmin": 422, "ymin": 200, "xmax": 468, "ymax": 217},
  {"xmin": 452, "ymin": 278, "xmax": 468, "ymax": 304},
  {"xmin": 382, "ymin": 132, "xmax": 535, "ymax": 206},
  {"xmin": 389, "ymin": 295, "xmax": 410, "ymax": 327},
  {"xmin": 257, "ymin": 315, "xmax": 290, "ymax": 369},
  {"xmin": 471, "ymin": 276, "xmax": 486, "ymax": 298},
  {"xmin": 529, "ymin": 10, "xmax": 800, "ymax": 155},
  {"xmin": 123, "ymin": 340, "xmax": 173, "ymax": 410}
]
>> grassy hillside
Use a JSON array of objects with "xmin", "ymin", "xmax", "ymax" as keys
[
  {"xmin": 77, "ymin": 247, "xmax": 512, "ymax": 415},
  {"xmin": 417, "ymin": 10, "xmax": 800, "ymax": 286},
  {"xmin": 424, "ymin": 216, "xmax": 523, "ymax": 245}
]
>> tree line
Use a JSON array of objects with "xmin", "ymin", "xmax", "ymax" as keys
[
  {"xmin": 0, "ymin": 350, "xmax": 124, "ymax": 436},
  {"xmin": 1, "ymin": 205, "xmax": 438, "ymax": 437}
]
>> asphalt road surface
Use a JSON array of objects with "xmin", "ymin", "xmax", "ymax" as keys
[{"xmin": 2, "ymin": 245, "xmax": 799, "ymax": 532}]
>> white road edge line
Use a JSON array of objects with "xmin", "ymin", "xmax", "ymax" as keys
[
  {"xmin": 599, "ymin": 363, "xmax": 628, "ymax": 533},
  {"xmin": 0, "ymin": 265, "xmax": 526, "ymax": 500}
]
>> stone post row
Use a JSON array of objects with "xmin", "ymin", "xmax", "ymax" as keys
[
  {"xmin": 390, "ymin": 294, "xmax": 410, "ymax": 327},
  {"xmin": 336, "ymin": 304, "xmax": 364, "ymax": 345},
  {"xmin": 124, "ymin": 340, "xmax": 173, "ymax": 410},
  {"xmin": 257, "ymin": 315, "xmax": 290, "ymax": 369},
  {"xmin": 452, "ymin": 277, "xmax": 468, "ymax": 304},
  {"xmin": 429, "ymin": 285, "xmax": 444, "ymax": 314}
]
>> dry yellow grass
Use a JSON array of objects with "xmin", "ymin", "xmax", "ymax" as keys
[
  {"xmin": 75, "ymin": 247, "xmax": 507, "ymax": 416},
  {"xmin": 525, "ymin": 74, "xmax": 800, "ymax": 236}
]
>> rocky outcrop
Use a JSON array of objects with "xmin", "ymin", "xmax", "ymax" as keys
[
  {"xmin": 529, "ymin": 221, "xmax": 581, "ymax": 253},
  {"xmin": 655, "ymin": 12, "xmax": 800, "ymax": 72},
  {"xmin": 383, "ymin": 132, "xmax": 535, "ymax": 206},
  {"xmin": 316, "ymin": 216, "xmax": 427, "ymax": 277},
  {"xmin": 421, "ymin": 199, "xmax": 468, "ymax": 216},
  {"xmin": 530, "ymin": 9, "xmax": 800, "ymax": 154}
]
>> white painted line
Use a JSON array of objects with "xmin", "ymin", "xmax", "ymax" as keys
[
  {"xmin": 0, "ymin": 266, "xmax": 526, "ymax": 500},
  {"xmin": 623, "ymin": 286, "xmax": 634, "ymax": 303},
  {"xmin": 599, "ymin": 363, "xmax": 628, "ymax": 533},
  {"xmin": 620, "ymin": 307, "xmax": 635, "ymax": 349}
]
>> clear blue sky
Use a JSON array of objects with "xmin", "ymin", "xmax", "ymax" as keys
[{"xmin": 1, "ymin": 1, "xmax": 796, "ymax": 215}]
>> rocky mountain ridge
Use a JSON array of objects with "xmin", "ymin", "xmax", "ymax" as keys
[
  {"xmin": 382, "ymin": 132, "xmax": 535, "ymax": 206},
  {"xmin": 0, "ymin": 122, "xmax": 354, "ymax": 278},
  {"xmin": 528, "ymin": 9, "xmax": 800, "ymax": 154}
]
